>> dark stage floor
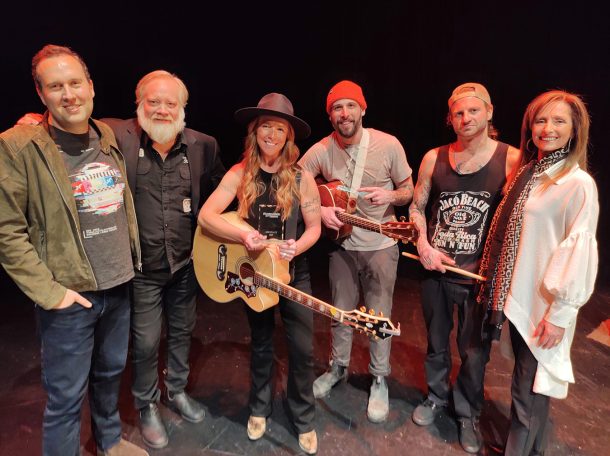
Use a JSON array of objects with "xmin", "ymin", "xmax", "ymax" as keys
[{"xmin": 1, "ymin": 246, "xmax": 609, "ymax": 456}]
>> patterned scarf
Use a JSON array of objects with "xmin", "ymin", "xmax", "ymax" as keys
[{"xmin": 477, "ymin": 146, "xmax": 569, "ymax": 337}]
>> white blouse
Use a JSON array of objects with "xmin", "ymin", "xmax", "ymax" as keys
[{"xmin": 505, "ymin": 160, "xmax": 599, "ymax": 398}]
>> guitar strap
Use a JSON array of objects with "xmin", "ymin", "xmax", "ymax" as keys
[
  {"xmin": 284, "ymin": 171, "xmax": 301, "ymax": 282},
  {"xmin": 333, "ymin": 128, "xmax": 369, "ymax": 213}
]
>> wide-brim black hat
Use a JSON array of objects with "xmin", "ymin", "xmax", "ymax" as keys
[{"xmin": 234, "ymin": 93, "xmax": 311, "ymax": 140}]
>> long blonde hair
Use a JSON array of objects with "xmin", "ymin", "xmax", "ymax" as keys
[
  {"xmin": 237, "ymin": 117, "xmax": 301, "ymax": 221},
  {"xmin": 519, "ymin": 90, "xmax": 590, "ymax": 187}
]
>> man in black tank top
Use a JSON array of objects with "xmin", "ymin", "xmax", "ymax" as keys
[{"xmin": 408, "ymin": 83, "xmax": 520, "ymax": 454}]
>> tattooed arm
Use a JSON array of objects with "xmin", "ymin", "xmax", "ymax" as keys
[
  {"xmin": 360, "ymin": 176, "xmax": 414, "ymax": 207},
  {"xmin": 393, "ymin": 176, "xmax": 414, "ymax": 205},
  {"xmin": 294, "ymin": 170, "xmax": 322, "ymax": 257},
  {"xmin": 409, "ymin": 149, "xmax": 455, "ymax": 272}
]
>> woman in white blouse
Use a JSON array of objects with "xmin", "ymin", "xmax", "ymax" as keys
[{"xmin": 478, "ymin": 90, "xmax": 599, "ymax": 455}]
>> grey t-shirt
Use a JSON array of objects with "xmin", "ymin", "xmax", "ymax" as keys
[
  {"xmin": 299, "ymin": 128, "xmax": 412, "ymax": 251},
  {"xmin": 51, "ymin": 126, "xmax": 134, "ymax": 289}
]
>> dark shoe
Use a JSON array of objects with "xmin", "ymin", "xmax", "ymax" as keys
[
  {"xmin": 298, "ymin": 430, "xmax": 318, "ymax": 454},
  {"xmin": 367, "ymin": 375, "xmax": 389, "ymax": 423},
  {"xmin": 165, "ymin": 391, "xmax": 205, "ymax": 423},
  {"xmin": 412, "ymin": 397, "xmax": 443, "ymax": 426},
  {"xmin": 139, "ymin": 404, "xmax": 169, "ymax": 449},
  {"xmin": 97, "ymin": 438, "xmax": 149, "ymax": 456},
  {"xmin": 458, "ymin": 417, "xmax": 482, "ymax": 454},
  {"xmin": 313, "ymin": 363, "xmax": 347, "ymax": 399}
]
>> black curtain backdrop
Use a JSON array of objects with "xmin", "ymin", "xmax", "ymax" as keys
[{"xmin": 2, "ymin": 0, "xmax": 608, "ymax": 283}]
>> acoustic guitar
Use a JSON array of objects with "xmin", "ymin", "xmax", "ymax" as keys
[
  {"xmin": 318, "ymin": 180, "xmax": 418, "ymax": 243},
  {"xmin": 193, "ymin": 212, "xmax": 401, "ymax": 340}
]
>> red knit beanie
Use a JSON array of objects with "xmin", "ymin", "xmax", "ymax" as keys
[{"xmin": 326, "ymin": 80, "xmax": 367, "ymax": 114}]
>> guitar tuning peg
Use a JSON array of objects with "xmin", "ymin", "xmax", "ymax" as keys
[
  {"xmin": 368, "ymin": 309, "xmax": 375, "ymax": 316},
  {"xmin": 379, "ymin": 311, "xmax": 384, "ymax": 317},
  {"xmin": 399, "ymin": 215, "xmax": 406, "ymax": 222},
  {"xmin": 360, "ymin": 306, "xmax": 366, "ymax": 313}
]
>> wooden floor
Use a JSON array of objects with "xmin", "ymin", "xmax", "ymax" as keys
[{"xmin": 1, "ymin": 245, "xmax": 609, "ymax": 456}]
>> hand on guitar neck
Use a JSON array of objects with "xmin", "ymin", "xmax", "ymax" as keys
[{"xmin": 321, "ymin": 206, "xmax": 345, "ymax": 231}]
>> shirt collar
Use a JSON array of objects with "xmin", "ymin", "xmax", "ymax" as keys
[{"xmin": 541, "ymin": 159, "xmax": 580, "ymax": 185}]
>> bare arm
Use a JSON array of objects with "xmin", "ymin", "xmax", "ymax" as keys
[
  {"xmin": 408, "ymin": 149, "xmax": 435, "ymax": 240},
  {"xmin": 197, "ymin": 164, "xmax": 266, "ymax": 251},
  {"xmin": 392, "ymin": 176, "xmax": 414, "ymax": 205},
  {"xmin": 358, "ymin": 176, "xmax": 414, "ymax": 207},
  {"xmin": 408, "ymin": 149, "xmax": 454, "ymax": 271},
  {"xmin": 293, "ymin": 170, "xmax": 321, "ymax": 256},
  {"xmin": 505, "ymin": 145, "xmax": 523, "ymax": 186}
]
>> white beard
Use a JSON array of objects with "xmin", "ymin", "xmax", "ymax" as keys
[{"xmin": 137, "ymin": 104, "xmax": 186, "ymax": 145}]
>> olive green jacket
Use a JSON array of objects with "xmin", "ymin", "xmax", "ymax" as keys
[{"xmin": 0, "ymin": 115, "xmax": 141, "ymax": 309}]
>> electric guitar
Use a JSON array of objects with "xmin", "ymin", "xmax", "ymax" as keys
[
  {"xmin": 318, "ymin": 180, "xmax": 418, "ymax": 243},
  {"xmin": 192, "ymin": 212, "xmax": 401, "ymax": 340}
]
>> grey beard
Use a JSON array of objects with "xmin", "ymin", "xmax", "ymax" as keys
[{"xmin": 137, "ymin": 106, "xmax": 186, "ymax": 144}]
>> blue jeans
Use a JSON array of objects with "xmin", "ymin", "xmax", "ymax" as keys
[{"xmin": 36, "ymin": 283, "xmax": 131, "ymax": 456}]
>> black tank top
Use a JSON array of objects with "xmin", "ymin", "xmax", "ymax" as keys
[
  {"xmin": 426, "ymin": 142, "xmax": 508, "ymax": 281},
  {"xmin": 245, "ymin": 170, "xmax": 306, "ymax": 276}
]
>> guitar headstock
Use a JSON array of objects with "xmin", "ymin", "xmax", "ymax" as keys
[
  {"xmin": 380, "ymin": 220, "xmax": 418, "ymax": 244},
  {"xmin": 343, "ymin": 307, "xmax": 401, "ymax": 340}
]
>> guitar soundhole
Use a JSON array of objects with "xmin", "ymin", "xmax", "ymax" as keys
[{"xmin": 239, "ymin": 261, "xmax": 256, "ymax": 285}]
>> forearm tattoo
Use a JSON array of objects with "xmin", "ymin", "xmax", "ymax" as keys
[
  {"xmin": 393, "ymin": 180, "xmax": 414, "ymax": 206},
  {"xmin": 301, "ymin": 196, "xmax": 321, "ymax": 214}
]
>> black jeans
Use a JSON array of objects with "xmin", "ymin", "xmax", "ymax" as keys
[
  {"xmin": 37, "ymin": 283, "xmax": 130, "ymax": 456},
  {"xmin": 420, "ymin": 277, "xmax": 491, "ymax": 419},
  {"xmin": 246, "ymin": 263, "xmax": 315, "ymax": 434},
  {"xmin": 131, "ymin": 262, "xmax": 198, "ymax": 410},
  {"xmin": 504, "ymin": 322, "xmax": 550, "ymax": 456}
]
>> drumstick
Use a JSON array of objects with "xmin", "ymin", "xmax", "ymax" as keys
[{"xmin": 401, "ymin": 252, "xmax": 486, "ymax": 281}]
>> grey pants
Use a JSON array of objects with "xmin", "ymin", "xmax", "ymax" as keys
[{"xmin": 327, "ymin": 244, "xmax": 399, "ymax": 377}]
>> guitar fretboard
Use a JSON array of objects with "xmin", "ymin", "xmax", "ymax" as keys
[
  {"xmin": 253, "ymin": 273, "xmax": 346, "ymax": 323},
  {"xmin": 337, "ymin": 212, "xmax": 382, "ymax": 233}
]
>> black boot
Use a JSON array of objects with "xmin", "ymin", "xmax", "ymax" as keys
[{"xmin": 139, "ymin": 403, "xmax": 169, "ymax": 449}]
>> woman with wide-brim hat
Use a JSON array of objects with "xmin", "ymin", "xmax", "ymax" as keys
[{"xmin": 198, "ymin": 93, "xmax": 321, "ymax": 454}]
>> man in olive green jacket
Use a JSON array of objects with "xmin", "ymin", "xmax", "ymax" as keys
[{"xmin": 0, "ymin": 44, "xmax": 146, "ymax": 456}]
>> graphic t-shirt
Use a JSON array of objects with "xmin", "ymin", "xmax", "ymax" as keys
[
  {"xmin": 426, "ymin": 142, "xmax": 508, "ymax": 280},
  {"xmin": 51, "ymin": 126, "xmax": 134, "ymax": 289}
]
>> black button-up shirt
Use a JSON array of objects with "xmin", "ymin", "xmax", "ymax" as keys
[{"xmin": 135, "ymin": 133, "xmax": 193, "ymax": 272}]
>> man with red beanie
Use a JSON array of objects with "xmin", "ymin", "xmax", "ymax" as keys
[{"xmin": 299, "ymin": 80, "xmax": 413, "ymax": 423}]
